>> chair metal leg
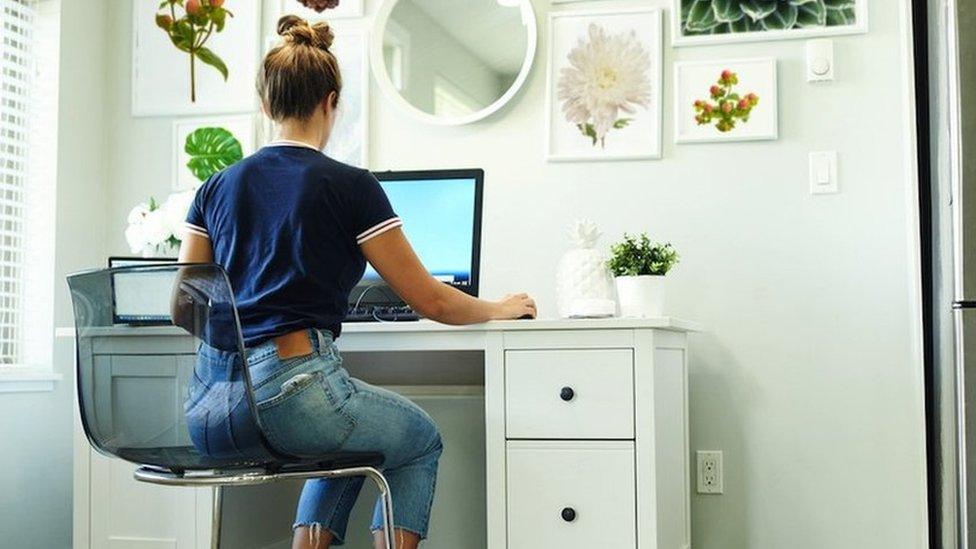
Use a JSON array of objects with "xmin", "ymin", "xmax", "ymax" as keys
[
  {"xmin": 211, "ymin": 486, "xmax": 222, "ymax": 549},
  {"xmin": 135, "ymin": 465, "xmax": 394, "ymax": 548},
  {"xmin": 361, "ymin": 467, "xmax": 397, "ymax": 549}
]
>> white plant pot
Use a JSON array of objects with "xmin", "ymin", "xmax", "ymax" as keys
[{"xmin": 615, "ymin": 275, "xmax": 666, "ymax": 318}]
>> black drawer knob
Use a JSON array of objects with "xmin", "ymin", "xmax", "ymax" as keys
[
  {"xmin": 561, "ymin": 507, "xmax": 577, "ymax": 522},
  {"xmin": 559, "ymin": 387, "xmax": 575, "ymax": 401}
]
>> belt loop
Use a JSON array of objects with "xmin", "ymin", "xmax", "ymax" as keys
[
  {"xmin": 315, "ymin": 329, "xmax": 332, "ymax": 355},
  {"xmin": 309, "ymin": 329, "xmax": 321, "ymax": 354}
]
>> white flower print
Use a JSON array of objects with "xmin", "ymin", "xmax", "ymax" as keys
[{"xmin": 557, "ymin": 23, "xmax": 652, "ymax": 148}]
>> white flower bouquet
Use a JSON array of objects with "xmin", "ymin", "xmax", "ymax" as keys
[{"xmin": 124, "ymin": 190, "xmax": 195, "ymax": 257}]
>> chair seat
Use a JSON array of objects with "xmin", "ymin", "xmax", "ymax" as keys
[{"xmin": 117, "ymin": 445, "xmax": 385, "ymax": 476}]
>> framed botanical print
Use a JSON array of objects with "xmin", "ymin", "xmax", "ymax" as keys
[
  {"xmin": 673, "ymin": 58, "xmax": 778, "ymax": 143},
  {"xmin": 672, "ymin": 0, "xmax": 868, "ymax": 46},
  {"xmin": 546, "ymin": 8, "xmax": 663, "ymax": 162}
]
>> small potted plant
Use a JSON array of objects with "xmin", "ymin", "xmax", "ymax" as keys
[{"xmin": 607, "ymin": 233, "xmax": 679, "ymax": 318}]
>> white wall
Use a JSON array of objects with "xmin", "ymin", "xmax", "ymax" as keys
[
  {"xmin": 54, "ymin": 0, "xmax": 110, "ymax": 328},
  {"xmin": 0, "ymin": 1, "xmax": 110, "ymax": 547},
  {"xmin": 94, "ymin": 0, "xmax": 928, "ymax": 547}
]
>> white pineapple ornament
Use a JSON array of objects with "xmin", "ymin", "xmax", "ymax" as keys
[{"xmin": 556, "ymin": 219, "xmax": 616, "ymax": 318}]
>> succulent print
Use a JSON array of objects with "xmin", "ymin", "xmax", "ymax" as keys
[
  {"xmin": 693, "ymin": 70, "xmax": 759, "ymax": 133},
  {"xmin": 558, "ymin": 23, "xmax": 652, "ymax": 148},
  {"xmin": 681, "ymin": 0, "xmax": 858, "ymax": 36}
]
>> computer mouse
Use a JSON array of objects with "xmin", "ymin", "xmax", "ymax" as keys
[{"xmin": 517, "ymin": 314, "xmax": 535, "ymax": 320}]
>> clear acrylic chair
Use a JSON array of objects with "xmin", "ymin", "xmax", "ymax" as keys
[{"xmin": 66, "ymin": 263, "xmax": 396, "ymax": 549}]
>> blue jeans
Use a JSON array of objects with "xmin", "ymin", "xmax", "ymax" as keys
[{"xmin": 187, "ymin": 329, "xmax": 443, "ymax": 544}]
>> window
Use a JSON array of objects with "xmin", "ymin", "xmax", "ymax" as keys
[
  {"xmin": 0, "ymin": 0, "xmax": 34, "ymax": 364},
  {"xmin": 382, "ymin": 20, "xmax": 410, "ymax": 92},
  {"xmin": 0, "ymin": 0, "xmax": 59, "ymax": 387}
]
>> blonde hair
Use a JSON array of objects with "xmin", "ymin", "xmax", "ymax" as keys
[{"xmin": 257, "ymin": 15, "xmax": 343, "ymax": 121}]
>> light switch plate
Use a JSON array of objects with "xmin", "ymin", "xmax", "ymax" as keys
[
  {"xmin": 806, "ymin": 39, "xmax": 835, "ymax": 82},
  {"xmin": 809, "ymin": 151, "xmax": 839, "ymax": 194}
]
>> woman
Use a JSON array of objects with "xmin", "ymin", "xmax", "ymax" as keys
[{"xmin": 178, "ymin": 15, "xmax": 536, "ymax": 549}]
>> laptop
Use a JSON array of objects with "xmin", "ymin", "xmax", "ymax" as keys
[{"xmin": 108, "ymin": 257, "xmax": 179, "ymax": 325}]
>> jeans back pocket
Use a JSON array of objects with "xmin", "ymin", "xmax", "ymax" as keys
[{"xmin": 256, "ymin": 367, "xmax": 357, "ymax": 458}]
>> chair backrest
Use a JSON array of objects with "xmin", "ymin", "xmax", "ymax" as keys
[{"xmin": 66, "ymin": 263, "xmax": 278, "ymax": 471}]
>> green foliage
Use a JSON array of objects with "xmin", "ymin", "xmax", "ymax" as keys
[
  {"xmin": 155, "ymin": 0, "xmax": 234, "ymax": 102},
  {"xmin": 681, "ymin": 0, "xmax": 857, "ymax": 36},
  {"xmin": 693, "ymin": 70, "xmax": 759, "ymax": 133},
  {"xmin": 576, "ymin": 118, "xmax": 632, "ymax": 148},
  {"xmin": 577, "ymin": 123, "xmax": 599, "ymax": 146},
  {"xmin": 607, "ymin": 233, "xmax": 680, "ymax": 277},
  {"xmin": 184, "ymin": 127, "xmax": 243, "ymax": 181},
  {"xmin": 195, "ymin": 47, "xmax": 228, "ymax": 80}
]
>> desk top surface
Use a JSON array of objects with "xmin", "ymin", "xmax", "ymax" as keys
[
  {"xmin": 345, "ymin": 317, "xmax": 701, "ymax": 333},
  {"xmin": 56, "ymin": 317, "xmax": 701, "ymax": 338}
]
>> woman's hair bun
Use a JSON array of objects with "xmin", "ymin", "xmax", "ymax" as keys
[{"xmin": 277, "ymin": 14, "xmax": 334, "ymax": 51}]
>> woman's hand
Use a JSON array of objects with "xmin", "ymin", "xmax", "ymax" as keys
[
  {"xmin": 492, "ymin": 293, "xmax": 537, "ymax": 320},
  {"xmin": 362, "ymin": 228, "xmax": 539, "ymax": 324}
]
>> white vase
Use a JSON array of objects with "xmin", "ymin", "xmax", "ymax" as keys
[
  {"xmin": 615, "ymin": 275, "xmax": 666, "ymax": 318},
  {"xmin": 555, "ymin": 219, "xmax": 615, "ymax": 318}
]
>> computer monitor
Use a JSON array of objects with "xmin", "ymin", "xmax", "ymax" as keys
[{"xmin": 361, "ymin": 169, "xmax": 483, "ymax": 299}]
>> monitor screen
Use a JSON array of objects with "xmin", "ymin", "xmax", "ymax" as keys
[
  {"xmin": 108, "ymin": 257, "xmax": 178, "ymax": 324},
  {"xmin": 364, "ymin": 170, "xmax": 483, "ymax": 296}
]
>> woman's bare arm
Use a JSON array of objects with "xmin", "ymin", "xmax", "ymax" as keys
[
  {"xmin": 171, "ymin": 233, "xmax": 215, "ymax": 331},
  {"xmin": 361, "ymin": 227, "xmax": 536, "ymax": 324},
  {"xmin": 178, "ymin": 233, "xmax": 214, "ymax": 264}
]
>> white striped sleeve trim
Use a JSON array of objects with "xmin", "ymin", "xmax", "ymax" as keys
[
  {"xmin": 356, "ymin": 217, "xmax": 403, "ymax": 244},
  {"xmin": 182, "ymin": 222, "xmax": 210, "ymax": 239}
]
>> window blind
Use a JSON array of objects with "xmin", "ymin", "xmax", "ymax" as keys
[{"xmin": 0, "ymin": 0, "xmax": 34, "ymax": 365}]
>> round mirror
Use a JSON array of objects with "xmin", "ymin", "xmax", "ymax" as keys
[{"xmin": 371, "ymin": 0, "xmax": 537, "ymax": 125}]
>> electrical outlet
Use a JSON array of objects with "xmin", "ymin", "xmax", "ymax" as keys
[{"xmin": 697, "ymin": 451, "xmax": 724, "ymax": 494}]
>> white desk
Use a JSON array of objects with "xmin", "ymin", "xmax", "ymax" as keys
[{"xmin": 66, "ymin": 318, "xmax": 698, "ymax": 549}]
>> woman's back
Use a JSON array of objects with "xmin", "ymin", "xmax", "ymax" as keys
[
  {"xmin": 185, "ymin": 142, "xmax": 400, "ymax": 345},
  {"xmin": 176, "ymin": 15, "xmax": 536, "ymax": 547}
]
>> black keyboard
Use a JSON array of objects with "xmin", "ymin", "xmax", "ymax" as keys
[{"xmin": 345, "ymin": 304, "xmax": 420, "ymax": 322}]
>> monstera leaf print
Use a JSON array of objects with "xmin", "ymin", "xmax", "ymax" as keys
[{"xmin": 184, "ymin": 127, "xmax": 244, "ymax": 182}]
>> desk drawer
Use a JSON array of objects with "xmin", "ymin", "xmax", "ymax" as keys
[
  {"xmin": 505, "ymin": 349, "xmax": 634, "ymax": 439},
  {"xmin": 507, "ymin": 441, "xmax": 636, "ymax": 548}
]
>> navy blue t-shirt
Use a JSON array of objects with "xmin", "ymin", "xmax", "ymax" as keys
[{"xmin": 184, "ymin": 143, "xmax": 400, "ymax": 345}]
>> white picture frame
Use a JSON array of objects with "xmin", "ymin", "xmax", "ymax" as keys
[
  {"xmin": 671, "ymin": 0, "xmax": 868, "ymax": 47},
  {"xmin": 261, "ymin": 27, "xmax": 370, "ymax": 168},
  {"xmin": 673, "ymin": 58, "xmax": 778, "ymax": 144},
  {"xmin": 172, "ymin": 115, "xmax": 257, "ymax": 191},
  {"xmin": 131, "ymin": 1, "xmax": 261, "ymax": 117},
  {"xmin": 278, "ymin": 0, "xmax": 365, "ymax": 20},
  {"xmin": 545, "ymin": 7, "xmax": 663, "ymax": 162}
]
